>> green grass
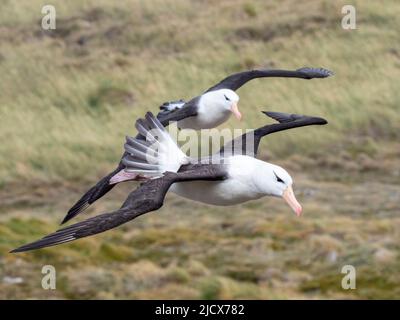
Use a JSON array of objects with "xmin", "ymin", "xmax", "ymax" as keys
[{"xmin": 0, "ymin": 0, "xmax": 399, "ymax": 184}]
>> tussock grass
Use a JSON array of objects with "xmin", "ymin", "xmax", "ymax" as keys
[{"xmin": 0, "ymin": 0, "xmax": 399, "ymax": 184}]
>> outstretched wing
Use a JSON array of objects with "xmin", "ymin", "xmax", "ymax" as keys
[
  {"xmin": 206, "ymin": 67, "xmax": 333, "ymax": 92},
  {"xmin": 219, "ymin": 111, "xmax": 328, "ymax": 157},
  {"xmin": 11, "ymin": 164, "xmax": 226, "ymax": 253},
  {"xmin": 63, "ymin": 103, "xmax": 199, "ymax": 224},
  {"xmin": 63, "ymin": 162, "xmax": 125, "ymax": 224}
]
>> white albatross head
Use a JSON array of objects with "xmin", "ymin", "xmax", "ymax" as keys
[
  {"xmin": 201, "ymin": 89, "xmax": 241, "ymax": 120},
  {"xmin": 257, "ymin": 163, "xmax": 302, "ymax": 216}
]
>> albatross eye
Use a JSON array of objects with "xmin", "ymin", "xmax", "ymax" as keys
[
  {"xmin": 224, "ymin": 94, "xmax": 230, "ymax": 101},
  {"xmin": 274, "ymin": 171, "xmax": 285, "ymax": 184}
]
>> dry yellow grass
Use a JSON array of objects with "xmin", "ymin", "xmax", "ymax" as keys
[{"xmin": 0, "ymin": 0, "xmax": 399, "ymax": 184}]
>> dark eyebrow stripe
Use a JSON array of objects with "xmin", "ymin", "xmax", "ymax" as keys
[{"xmin": 273, "ymin": 171, "xmax": 284, "ymax": 183}]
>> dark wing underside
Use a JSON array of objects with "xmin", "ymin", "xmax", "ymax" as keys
[
  {"xmin": 62, "ymin": 162, "xmax": 125, "ymax": 224},
  {"xmin": 11, "ymin": 164, "xmax": 226, "ymax": 253},
  {"xmin": 206, "ymin": 67, "xmax": 333, "ymax": 92},
  {"xmin": 219, "ymin": 111, "xmax": 328, "ymax": 157}
]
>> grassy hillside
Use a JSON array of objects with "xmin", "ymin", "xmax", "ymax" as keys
[
  {"xmin": 1, "ymin": 0, "xmax": 399, "ymax": 184},
  {"xmin": 0, "ymin": 0, "xmax": 399, "ymax": 299}
]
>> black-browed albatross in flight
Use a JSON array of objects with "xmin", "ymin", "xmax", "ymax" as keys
[
  {"xmin": 11, "ymin": 111, "xmax": 327, "ymax": 252},
  {"xmin": 64, "ymin": 67, "xmax": 333, "ymax": 224}
]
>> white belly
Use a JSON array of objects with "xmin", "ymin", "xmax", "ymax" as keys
[
  {"xmin": 170, "ymin": 180, "xmax": 262, "ymax": 206},
  {"xmin": 177, "ymin": 108, "xmax": 231, "ymax": 130},
  {"xmin": 170, "ymin": 156, "xmax": 265, "ymax": 206}
]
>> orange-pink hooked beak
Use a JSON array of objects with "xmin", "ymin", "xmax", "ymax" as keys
[
  {"xmin": 282, "ymin": 185, "xmax": 302, "ymax": 217},
  {"xmin": 231, "ymin": 102, "xmax": 242, "ymax": 120}
]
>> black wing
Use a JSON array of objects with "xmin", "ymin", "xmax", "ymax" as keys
[
  {"xmin": 206, "ymin": 67, "xmax": 333, "ymax": 92},
  {"xmin": 156, "ymin": 98, "xmax": 199, "ymax": 125},
  {"xmin": 11, "ymin": 164, "xmax": 226, "ymax": 253},
  {"xmin": 63, "ymin": 100, "xmax": 199, "ymax": 224},
  {"xmin": 219, "ymin": 111, "xmax": 328, "ymax": 157},
  {"xmin": 62, "ymin": 161, "xmax": 125, "ymax": 224}
]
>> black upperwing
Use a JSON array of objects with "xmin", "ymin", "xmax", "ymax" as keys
[
  {"xmin": 219, "ymin": 111, "xmax": 328, "ymax": 157},
  {"xmin": 206, "ymin": 67, "xmax": 333, "ymax": 92},
  {"xmin": 12, "ymin": 164, "xmax": 227, "ymax": 253},
  {"xmin": 156, "ymin": 97, "xmax": 199, "ymax": 126}
]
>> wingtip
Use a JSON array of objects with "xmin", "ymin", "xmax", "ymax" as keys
[
  {"xmin": 10, "ymin": 245, "xmax": 29, "ymax": 253},
  {"xmin": 262, "ymin": 111, "xmax": 279, "ymax": 119},
  {"xmin": 262, "ymin": 111, "xmax": 275, "ymax": 118},
  {"xmin": 296, "ymin": 67, "xmax": 334, "ymax": 79},
  {"xmin": 9, "ymin": 231, "xmax": 78, "ymax": 253},
  {"xmin": 60, "ymin": 213, "xmax": 75, "ymax": 225},
  {"xmin": 60, "ymin": 216, "xmax": 70, "ymax": 225},
  {"xmin": 316, "ymin": 117, "xmax": 328, "ymax": 125},
  {"xmin": 262, "ymin": 111, "xmax": 276, "ymax": 116},
  {"xmin": 11, "ymin": 244, "xmax": 40, "ymax": 253},
  {"xmin": 321, "ymin": 68, "xmax": 334, "ymax": 77},
  {"xmin": 309, "ymin": 115, "xmax": 328, "ymax": 125},
  {"xmin": 61, "ymin": 202, "xmax": 89, "ymax": 225}
]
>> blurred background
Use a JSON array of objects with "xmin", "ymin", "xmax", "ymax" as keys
[{"xmin": 0, "ymin": 0, "xmax": 399, "ymax": 299}]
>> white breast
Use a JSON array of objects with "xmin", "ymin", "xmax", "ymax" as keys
[
  {"xmin": 177, "ymin": 95, "xmax": 231, "ymax": 130},
  {"xmin": 170, "ymin": 156, "xmax": 265, "ymax": 206}
]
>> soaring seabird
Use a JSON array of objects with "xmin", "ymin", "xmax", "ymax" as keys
[
  {"xmin": 11, "ymin": 111, "xmax": 327, "ymax": 252},
  {"xmin": 64, "ymin": 67, "xmax": 333, "ymax": 223},
  {"xmin": 158, "ymin": 67, "xmax": 332, "ymax": 129}
]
